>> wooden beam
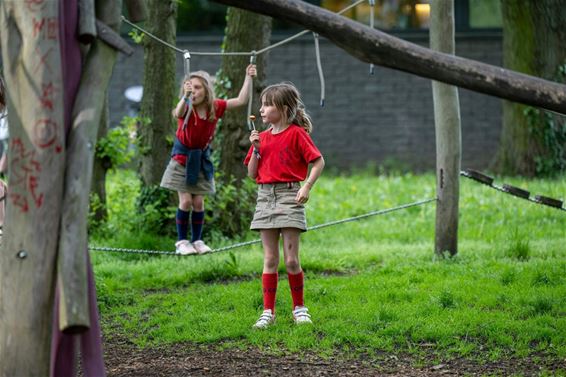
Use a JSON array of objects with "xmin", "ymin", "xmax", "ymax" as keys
[
  {"xmin": 209, "ymin": 0, "xmax": 566, "ymax": 115},
  {"xmin": 78, "ymin": 0, "xmax": 96, "ymax": 44},
  {"xmin": 58, "ymin": 0, "xmax": 122, "ymax": 334},
  {"xmin": 96, "ymin": 19, "xmax": 134, "ymax": 56}
]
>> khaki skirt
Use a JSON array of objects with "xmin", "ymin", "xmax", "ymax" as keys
[
  {"xmin": 251, "ymin": 182, "xmax": 307, "ymax": 231},
  {"xmin": 160, "ymin": 159, "xmax": 215, "ymax": 195}
]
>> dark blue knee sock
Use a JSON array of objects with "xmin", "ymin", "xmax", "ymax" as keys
[
  {"xmin": 176, "ymin": 208, "xmax": 190, "ymax": 241},
  {"xmin": 191, "ymin": 211, "xmax": 205, "ymax": 242}
]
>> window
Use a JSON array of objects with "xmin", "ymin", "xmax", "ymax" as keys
[
  {"xmin": 469, "ymin": 0, "xmax": 502, "ymax": 28},
  {"xmin": 320, "ymin": 0, "xmax": 502, "ymax": 31},
  {"xmin": 321, "ymin": 0, "xmax": 431, "ymax": 30}
]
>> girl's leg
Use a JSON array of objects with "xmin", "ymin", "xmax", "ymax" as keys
[
  {"xmin": 176, "ymin": 192, "xmax": 193, "ymax": 241},
  {"xmin": 190, "ymin": 194, "xmax": 205, "ymax": 242},
  {"xmin": 281, "ymin": 228, "xmax": 307, "ymax": 313},
  {"xmin": 260, "ymin": 229, "xmax": 281, "ymax": 313}
]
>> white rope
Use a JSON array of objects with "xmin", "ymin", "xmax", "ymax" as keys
[
  {"xmin": 247, "ymin": 52, "xmax": 257, "ymax": 130},
  {"xmin": 122, "ymin": 0, "xmax": 366, "ymax": 58},
  {"xmin": 313, "ymin": 32, "xmax": 325, "ymax": 107},
  {"xmin": 369, "ymin": 0, "xmax": 375, "ymax": 75}
]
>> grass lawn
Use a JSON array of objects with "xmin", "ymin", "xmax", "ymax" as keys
[{"xmin": 91, "ymin": 170, "xmax": 566, "ymax": 365}]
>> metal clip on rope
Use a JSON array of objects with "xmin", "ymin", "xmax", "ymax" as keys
[
  {"xmin": 313, "ymin": 33, "xmax": 325, "ymax": 107},
  {"xmin": 247, "ymin": 51, "xmax": 257, "ymax": 130},
  {"xmin": 183, "ymin": 50, "xmax": 191, "ymax": 77}
]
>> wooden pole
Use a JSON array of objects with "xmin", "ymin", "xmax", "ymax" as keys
[
  {"xmin": 209, "ymin": 0, "xmax": 566, "ymax": 115},
  {"xmin": 0, "ymin": 1, "xmax": 66, "ymax": 375},
  {"xmin": 58, "ymin": 0, "xmax": 122, "ymax": 334},
  {"xmin": 78, "ymin": 0, "xmax": 96, "ymax": 44},
  {"xmin": 431, "ymin": 0, "xmax": 461, "ymax": 257}
]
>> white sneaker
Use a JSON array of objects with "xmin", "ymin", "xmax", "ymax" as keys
[
  {"xmin": 253, "ymin": 309, "xmax": 275, "ymax": 329},
  {"xmin": 193, "ymin": 240, "xmax": 212, "ymax": 254},
  {"xmin": 175, "ymin": 240, "xmax": 197, "ymax": 255},
  {"xmin": 293, "ymin": 306, "xmax": 312, "ymax": 325}
]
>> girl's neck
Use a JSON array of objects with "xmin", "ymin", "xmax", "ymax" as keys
[
  {"xmin": 193, "ymin": 103, "xmax": 207, "ymax": 118},
  {"xmin": 271, "ymin": 122, "xmax": 290, "ymax": 134}
]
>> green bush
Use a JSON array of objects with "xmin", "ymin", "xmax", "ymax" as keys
[{"xmin": 206, "ymin": 171, "xmax": 257, "ymax": 242}]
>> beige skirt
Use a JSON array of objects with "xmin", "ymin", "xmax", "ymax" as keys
[
  {"xmin": 160, "ymin": 159, "xmax": 215, "ymax": 195},
  {"xmin": 250, "ymin": 182, "xmax": 307, "ymax": 231}
]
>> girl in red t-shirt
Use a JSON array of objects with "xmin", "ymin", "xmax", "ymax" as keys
[
  {"xmin": 244, "ymin": 82, "xmax": 325, "ymax": 328},
  {"xmin": 161, "ymin": 64, "xmax": 256, "ymax": 256}
]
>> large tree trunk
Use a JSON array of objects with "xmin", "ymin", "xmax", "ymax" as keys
[
  {"xmin": 218, "ymin": 8, "xmax": 271, "ymax": 180},
  {"xmin": 138, "ymin": 0, "xmax": 177, "ymax": 186},
  {"xmin": 494, "ymin": 0, "xmax": 566, "ymax": 176},
  {"xmin": 0, "ymin": 2, "xmax": 66, "ymax": 373},
  {"xmin": 209, "ymin": 0, "xmax": 566, "ymax": 115},
  {"xmin": 431, "ymin": 0, "xmax": 461, "ymax": 257},
  {"xmin": 209, "ymin": 8, "xmax": 271, "ymax": 238}
]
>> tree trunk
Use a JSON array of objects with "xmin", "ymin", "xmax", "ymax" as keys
[
  {"xmin": 0, "ymin": 2, "xmax": 66, "ymax": 373},
  {"xmin": 209, "ymin": 0, "xmax": 566, "ymax": 115},
  {"xmin": 218, "ymin": 8, "xmax": 272, "ymax": 180},
  {"xmin": 494, "ymin": 0, "xmax": 566, "ymax": 176},
  {"xmin": 138, "ymin": 0, "xmax": 177, "ymax": 186},
  {"xmin": 431, "ymin": 0, "xmax": 461, "ymax": 257}
]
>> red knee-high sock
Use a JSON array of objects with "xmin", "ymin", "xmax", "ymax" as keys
[
  {"xmin": 288, "ymin": 271, "xmax": 304, "ymax": 308},
  {"xmin": 262, "ymin": 273, "xmax": 278, "ymax": 312}
]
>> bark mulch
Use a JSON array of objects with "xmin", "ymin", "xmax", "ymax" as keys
[{"xmin": 104, "ymin": 338, "xmax": 566, "ymax": 376}]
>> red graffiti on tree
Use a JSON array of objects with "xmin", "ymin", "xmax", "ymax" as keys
[
  {"xmin": 9, "ymin": 138, "xmax": 43, "ymax": 212},
  {"xmin": 34, "ymin": 46, "xmax": 54, "ymax": 75},
  {"xmin": 39, "ymin": 82, "xmax": 55, "ymax": 111},
  {"xmin": 25, "ymin": 0, "xmax": 46, "ymax": 12},
  {"xmin": 33, "ymin": 118, "xmax": 57, "ymax": 148},
  {"xmin": 32, "ymin": 17, "xmax": 58, "ymax": 40}
]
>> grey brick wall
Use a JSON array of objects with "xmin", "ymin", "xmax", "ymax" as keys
[{"xmin": 109, "ymin": 32, "xmax": 503, "ymax": 172}]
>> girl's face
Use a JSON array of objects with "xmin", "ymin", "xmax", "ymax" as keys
[
  {"xmin": 188, "ymin": 78, "xmax": 206, "ymax": 105},
  {"xmin": 260, "ymin": 97, "xmax": 282, "ymax": 125}
]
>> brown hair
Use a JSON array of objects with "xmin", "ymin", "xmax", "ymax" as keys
[
  {"xmin": 260, "ymin": 82, "xmax": 313, "ymax": 134},
  {"xmin": 178, "ymin": 71, "xmax": 216, "ymax": 122}
]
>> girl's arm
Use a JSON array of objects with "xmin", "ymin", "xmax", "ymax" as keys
[
  {"xmin": 295, "ymin": 156, "xmax": 325, "ymax": 204},
  {"xmin": 173, "ymin": 96, "xmax": 189, "ymax": 118},
  {"xmin": 226, "ymin": 64, "xmax": 257, "ymax": 110},
  {"xmin": 247, "ymin": 151, "xmax": 259, "ymax": 179}
]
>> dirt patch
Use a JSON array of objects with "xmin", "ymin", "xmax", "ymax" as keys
[{"xmin": 104, "ymin": 338, "xmax": 565, "ymax": 376}]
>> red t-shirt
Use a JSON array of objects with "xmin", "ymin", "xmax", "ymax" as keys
[
  {"xmin": 173, "ymin": 99, "xmax": 227, "ymax": 166},
  {"xmin": 244, "ymin": 124, "xmax": 322, "ymax": 184}
]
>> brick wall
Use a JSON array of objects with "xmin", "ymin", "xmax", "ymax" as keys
[{"xmin": 109, "ymin": 32, "xmax": 503, "ymax": 172}]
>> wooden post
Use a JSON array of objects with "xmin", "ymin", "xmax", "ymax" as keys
[
  {"xmin": 431, "ymin": 0, "xmax": 461, "ymax": 257},
  {"xmin": 0, "ymin": 1, "xmax": 66, "ymax": 375},
  {"xmin": 58, "ymin": 0, "xmax": 122, "ymax": 334},
  {"xmin": 209, "ymin": 0, "xmax": 566, "ymax": 115},
  {"xmin": 78, "ymin": 0, "xmax": 96, "ymax": 44}
]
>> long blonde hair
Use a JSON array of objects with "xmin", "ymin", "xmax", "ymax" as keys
[
  {"xmin": 178, "ymin": 70, "xmax": 216, "ymax": 122},
  {"xmin": 260, "ymin": 82, "xmax": 313, "ymax": 133}
]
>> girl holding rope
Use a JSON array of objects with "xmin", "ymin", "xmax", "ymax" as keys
[
  {"xmin": 244, "ymin": 82, "xmax": 325, "ymax": 328},
  {"xmin": 161, "ymin": 64, "xmax": 256, "ymax": 255}
]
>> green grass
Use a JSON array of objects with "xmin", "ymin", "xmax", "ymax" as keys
[{"xmin": 92, "ymin": 170, "xmax": 566, "ymax": 362}]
